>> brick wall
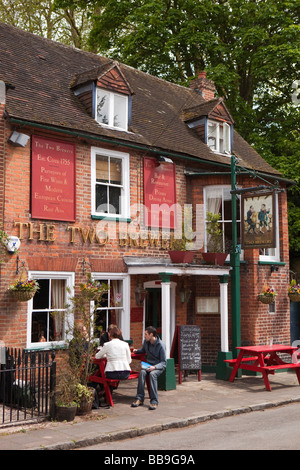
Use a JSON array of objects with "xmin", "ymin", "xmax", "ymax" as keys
[{"xmin": 0, "ymin": 123, "xmax": 291, "ymax": 367}]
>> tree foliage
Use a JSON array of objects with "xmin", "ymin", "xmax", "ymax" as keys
[{"xmin": 0, "ymin": 0, "xmax": 93, "ymax": 48}]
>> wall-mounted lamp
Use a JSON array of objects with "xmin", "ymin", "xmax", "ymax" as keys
[
  {"xmin": 135, "ymin": 282, "xmax": 148, "ymax": 306},
  {"xmin": 271, "ymin": 265, "xmax": 279, "ymax": 273},
  {"xmin": 8, "ymin": 131, "xmax": 30, "ymax": 147},
  {"xmin": 5, "ymin": 236, "xmax": 20, "ymax": 253},
  {"xmin": 157, "ymin": 155, "xmax": 173, "ymax": 165},
  {"xmin": 180, "ymin": 287, "xmax": 192, "ymax": 303}
]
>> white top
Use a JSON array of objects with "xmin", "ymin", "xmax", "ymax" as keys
[{"xmin": 95, "ymin": 338, "xmax": 132, "ymax": 372}]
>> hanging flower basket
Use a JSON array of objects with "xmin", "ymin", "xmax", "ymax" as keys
[
  {"xmin": 257, "ymin": 293, "xmax": 276, "ymax": 305},
  {"xmin": 9, "ymin": 279, "xmax": 39, "ymax": 302},
  {"xmin": 79, "ymin": 277, "xmax": 108, "ymax": 302},
  {"xmin": 11, "ymin": 289, "xmax": 36, "ymax": 302},
  {"xmin": 288, "ymin": 281, "xmax": 300, "ymax": 302},
  {"xmin": 289, "ymin": 293, "xmax": 300, "ymax": 302},
  {"xmin": 257, "ymin": 284, "xmax": 277, "ymax": 305}
]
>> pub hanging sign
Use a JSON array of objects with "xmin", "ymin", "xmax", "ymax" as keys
[
  {"xmin": 31, "ymin": 136, "xmax": 76, "ymax": 222},
  {"xmin": 241, "ymin": 192, "xmax": 276, "ymax": 249}
]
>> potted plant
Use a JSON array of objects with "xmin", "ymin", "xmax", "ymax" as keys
[
  {"xmin": 76, "ymin": 383, "xmax": 95, "ymax": 415},
  {"xmin": 53, "ymin": 364, "xmax": 78, "ymax": 422},
  {"xmin": 288, "ymin": 280, "xmax": 300, "ymax": 302},
  {"xmin": 8, "ymin": 278, "xmax": 39, "ymax": 302},
  {"xmin": 202, "ymin": 212, "xmax": 228, "ymax": 265},
  {"xmin": 168, "ymin": 224, "xmax": 195, "ymax": 263},
  {"xmin": 52, "ymin": 275, "xmax": 108, "ymax": 416},
  {"xmin": 257, "ymin": 284, "xmax": 277, "ymax": 304}
]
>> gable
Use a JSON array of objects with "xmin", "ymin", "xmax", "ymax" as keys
[
  {"xmin": 97, "ymin": 66, "xmax": 131, "ymax": 96},
  {"xmin": 181, "ymin": 98, "xmax": 234, "ymax": 125},
  {"xmin": 209, "ymin": 102, "xmax": 234, "ymax": 125}
]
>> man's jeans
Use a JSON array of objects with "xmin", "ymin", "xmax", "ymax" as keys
[{"xmin": 136, "ymin": 368, "xmax": 164, "ymax": 405}]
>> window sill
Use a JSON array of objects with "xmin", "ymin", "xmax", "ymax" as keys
[
  {"xmin": 258, "ymin": 261, "xmax": 286, "ymax": 266},
  {"xmin": 92, "ymin": 215, "xmax": 131, "ymax": 222},
  {"xmin": 25, "ymin": 343, "xmax": 67, "ymax": 352}
]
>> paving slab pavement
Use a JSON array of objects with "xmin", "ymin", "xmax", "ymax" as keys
[{"xmin": 1, "ymin": 372, "xmax": 300, "ymax": 450}]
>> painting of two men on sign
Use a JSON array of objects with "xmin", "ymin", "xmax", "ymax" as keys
[{"xmin": 242, "ymin": 192, "xmax": 276, "ymax": 249}]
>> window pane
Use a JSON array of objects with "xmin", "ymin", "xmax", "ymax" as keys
[
  {"xmin": 97, "ymin": 90, "xmax": 110, "ymax": 124},
  {"xmin": 31, "ymin": 311, "xmax": 55, "ymax": 343},
  {"xmin": 224, "ymin": 123, "xmax": 231, "ymax": 153},
  {"xmin": 114, "ymin": 94, "xmax": 127, "ymax": 129},
  {"xmin": 111, "ymin": 279, "xmax": 123, "ymax": 307},
  {"xmin": 207, "ymin": 122, "xmax": 217, "ymax": 150},
  {"xmin": 110, "ymin": 157, "xmax": 122, "ymax": 185},
  {"xmin": 109, "ymin": 186, "xmax": 121, "ymax": 213},
  {"xmin": 33, "ymin": 279, "xmax": 49, "ymax": 309},
  {"xmin": 96, "ymin": 184, "xmax": 108, "ymax": 212},
  {"xmin": 96, "ymin": 154, "xmax": 109, "ymax": 183},
  {"xmin": 51, "ymin": 279, "xmax": 66, "ymax": 309}
]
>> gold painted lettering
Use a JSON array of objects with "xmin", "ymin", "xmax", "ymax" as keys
[
  {"xmin": 46, "ymin": 224, "xmax": 56, "ymax": 241},
  {"xmin": 14, "ymin": 222, "xmax": 28, "ymax": 240},
  {"xmin": 67, "ymin": 226, "xmax": 80, "ymax": 243}
]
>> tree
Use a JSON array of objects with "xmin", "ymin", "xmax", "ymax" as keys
[{"xmin": 0, "ymin": 0, "xmax": 92, "ymax": 48}]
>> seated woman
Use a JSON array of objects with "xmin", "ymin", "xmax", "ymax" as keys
[
  {"xmin": 100, "ymin": 324, "xmax": 124, "ymax": 347},
  {"xmin": 95, "ymin": 325, "xmax": 131, "ymax": 382}
]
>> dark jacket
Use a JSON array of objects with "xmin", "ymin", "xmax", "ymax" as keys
[{"xmin": 137, "ymin": 337, "xmax": 166, "ymax": 370}]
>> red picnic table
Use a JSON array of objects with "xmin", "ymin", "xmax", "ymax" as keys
[
  {"xmin": 225, "ymin": 344, "xmax": 300, "ymax": 391},
  {"xmin": 88, "ymin": 352, "xmax": 149, "ymax": 406}
]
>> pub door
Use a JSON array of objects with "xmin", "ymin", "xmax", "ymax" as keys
[{"xmin": 145, "ymin": 288, "xmax": 162, "ymax": 338}]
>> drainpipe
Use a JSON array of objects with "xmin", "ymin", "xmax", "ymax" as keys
[
  {"xmin": 230, "ymin": 155, "xmax": 241, "ymax": 357},
  {"xmin": 0, "ymin": 81, "xmax": 6, "ymax": 226}
]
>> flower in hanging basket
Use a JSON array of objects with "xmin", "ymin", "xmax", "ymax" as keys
[
  {"xmin": 9, "ymin": 279, "xmax": 39, "ymax": 301},
  {"xmin": 257, "ymin": 284, "xmax": 277, "ymax": 304},
  {"xmin": 79, "ymin": 277, "xmax": 108, "ymax": 301},
  {"xmin": 288, "ymin": 280, "xmax": 300, "ymax": 302}
]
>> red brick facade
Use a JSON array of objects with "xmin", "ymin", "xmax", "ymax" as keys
[{"xmin": 0, "ymin": 115, "xmax": 291, "ymax": 366}]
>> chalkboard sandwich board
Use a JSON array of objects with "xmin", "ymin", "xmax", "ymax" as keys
[{"xmin": 170, "ymin": 325, "xmax": 201, "ymax": 384}]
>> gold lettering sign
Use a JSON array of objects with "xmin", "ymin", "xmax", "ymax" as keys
[{"xmin": 14, "ymin": 221, "xmax": 176, "ymax": 249}]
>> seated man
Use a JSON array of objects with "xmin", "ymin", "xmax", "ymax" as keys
[{"xmin": 131, "ymin": 326, "xmax": 166, "ymax": 410}]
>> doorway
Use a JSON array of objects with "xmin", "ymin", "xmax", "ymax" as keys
[
  {"xmin": 144, "ymin": 280, "xmax": 176, "ymax": 348},
  {"xmin": 145, "ymin": 288, "xmax": 162, "ymax": 336}
]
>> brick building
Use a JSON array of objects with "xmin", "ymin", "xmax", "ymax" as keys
[{"xmin": 0, "ymin": 23, "xmax": 293, "ymax": 371}]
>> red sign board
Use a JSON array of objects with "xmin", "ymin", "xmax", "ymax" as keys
[
  {"xmin": 144, "ymin": 157, "xmax": 176, "ymax": 228},
  {"xmin": 31, "ymin": 136, "xmax": 76, "ymax": 221}
]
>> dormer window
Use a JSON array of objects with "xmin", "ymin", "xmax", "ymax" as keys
[
  {"xmin": 207, "ymin": 120, "xmax": 231, "ymax": 154},
  {"xmin": 96, "ymin": 88, "xmax": 128, "ymax": 130}
]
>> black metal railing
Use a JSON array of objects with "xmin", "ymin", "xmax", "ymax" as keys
[{"xmin": 0, "ymin": 348, "xmax": 56, "ymax": 426}]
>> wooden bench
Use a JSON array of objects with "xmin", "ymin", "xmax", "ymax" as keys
[
  {"xmin": 88, "ymin": 358, "xmax": 150, "ymax": 407},
  {"xmin": 224, "ymin": 357, "xmax": 260, "ymax": 366}
]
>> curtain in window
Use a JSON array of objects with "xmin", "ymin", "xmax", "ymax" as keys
[
  {"xmin": 51, "ymin": 279, "xmax": 65, "ymax": 341},
  {"xmin": 206, "ymin": 188, "xmax": 222, "ymax": 249}
]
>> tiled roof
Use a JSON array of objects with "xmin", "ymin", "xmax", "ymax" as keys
[{"xmin": 0, "ymin": 22, "xmax": 279, "ymax": 175}]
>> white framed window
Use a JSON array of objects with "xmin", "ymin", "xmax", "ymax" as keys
[
  {"xmin": 91, "ymin": 147, "xmax": 130, "ymax": 218},
  {"xmin": 204, "ymin": 185, "xmax": 241, "ymax": 254},
  {"xmin": 259, "ymin": 193, "xmax": 280, "ymax": 262},
  {"xmin": 92, "ymin": 273, "xmax": 130, "ymax": 340},
  {"xmin": 96, "ymin": 88, "xmax": 128, "ymax": 131},
  {"xmin": 207, "ymin": 120, "xmax": 231, "ymax": 155},
  {"xmin": 27, "ymin": 271, "xmax": 75, "ymax": 349}
]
